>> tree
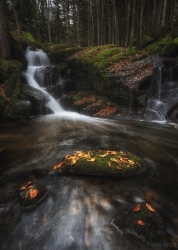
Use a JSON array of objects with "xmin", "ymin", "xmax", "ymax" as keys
[{"xmin": 0, "ymin": 0, "xmax": 11, "ymax": 59}]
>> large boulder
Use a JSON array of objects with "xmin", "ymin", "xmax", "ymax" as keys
[{"xmin": 22, "ymin": 85, "xmax": 50, "ymax": 108}]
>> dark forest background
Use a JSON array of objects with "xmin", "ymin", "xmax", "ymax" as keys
[{"xmin": 5, "ymin": 0, "xmax": 178, "ymax": 47}]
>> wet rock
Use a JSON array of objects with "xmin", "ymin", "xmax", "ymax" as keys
[
  {"xmin": 112, "ymin": 202, "xmax": 168, "ymax": 246},
  {"xmin": 62, "ymin": 79, "xmax": 75, "ymax": 94},
  {"xmin": 47, "ymin": 84, "xmax": 63, "ymax": 99},
  {"xmin": 3, "ymin": 100, "xmax": 31, "ymax": 121},
  {"xmin": 18, "ymin": 181, "xmax": 48, "ymax": 210},
  {"xmin": 22, "ymin": 85, "xmax": 50, "ymax": 110},
  {"xmin": 54, "ymin": 150, "xmax": 143, "ymax": 178}
]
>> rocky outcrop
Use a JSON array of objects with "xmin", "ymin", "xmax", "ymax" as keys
[
  {"xmin": 47, "ymin": 84, "xmax": 63, "ymax": 99},
  {"xmin": 3, "ymin": 100, "xmax": 31, "ymax": 121},
  {"xmin": 22, "ymin": 85, "xmax": 50, "ymax": 113}
]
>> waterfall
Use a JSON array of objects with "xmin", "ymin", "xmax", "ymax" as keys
[
  {"xmin": 145, "ymin": 66, "xmax": 178, "ymax": 121},
  {"xmin": 23, "ymin": 47, "xmax": 63, "ymax": 114}
]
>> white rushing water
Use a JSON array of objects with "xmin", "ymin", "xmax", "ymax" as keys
[{"xmin": 23, "ymin": 48, "xmax": 64, "ymax": 114}]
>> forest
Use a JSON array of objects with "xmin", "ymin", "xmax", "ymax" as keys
[{"xmin": 1, "ymin": 0, "xmax": 178, "ymax": 50}]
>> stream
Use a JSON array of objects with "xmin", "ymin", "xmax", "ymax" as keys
[{"xmin": 0, "ymin": 115, "xmax": 178, "ymax": 250}]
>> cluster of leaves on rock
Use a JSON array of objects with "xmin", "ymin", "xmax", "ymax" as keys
[{"xmin": 54, "ymin": 150, "xmax": 142, "ymax": 177}]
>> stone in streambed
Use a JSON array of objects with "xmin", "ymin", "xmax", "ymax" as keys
[
  {"xmin": 18, "ymin": 181, "xmax": 48, "ymax": 210},
  {"xmin": 112, "ymin": 202, "xmax": 168, "ymax": 246},
  {"xmin": 53, "ymin": 150, "xmax": 142, "ymax": 177}
]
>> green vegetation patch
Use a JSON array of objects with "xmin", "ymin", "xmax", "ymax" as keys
[
  {"xmin": 11, "ymin": 30, "xmax": 41, "ymax": 48},
  {"xmin": 4, "ymin": 73, "xmax": 22, "ymax": 99},
  {"xmin": 54, "ymin": 150, "xmax": 142, "ymax": 177},
  {"xmin": 145, "ymin": 36, "xmax": 172, "ymax": 55},
  {"xmin": 0, "ymin": 59, "xmax": 22, "ymax": 82}
]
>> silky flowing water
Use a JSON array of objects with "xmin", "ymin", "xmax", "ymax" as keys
[{"xmin": 0, "ymin": 115, "xmax": 178, "ymax": 250}]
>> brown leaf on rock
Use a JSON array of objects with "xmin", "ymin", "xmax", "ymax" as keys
[
  {"xmin": 54, "ymin": 161, "xmax": 64, "ymax": 170},
  {"xmin": 137, "ymin": 220, "xmax": 146, "ymax": 226},
  {"xmin": 146, "ymin": 203, "xmax": 155, "ymax": 212},
  {"xmin": 20, "ymin": 186, "xmax": 26, "ymax": 190},
  {"xmin": 108, "ymin": 162, "xmax": 111, "ymax": 167},
  {"xmin": 133, "ymin": 204, "xmax": 141, "ymax": 212},
  {"xmin": 29, "ymin": 189, "xmax": 39, "ymax": 199},
  {"xmin": 117, "ymin": 166, "xmax": 122, "ymax": 170}
]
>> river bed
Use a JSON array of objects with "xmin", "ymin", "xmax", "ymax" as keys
[{"xmin": 0, "ymin": 114, "xmax": 178, "ymax": 250}]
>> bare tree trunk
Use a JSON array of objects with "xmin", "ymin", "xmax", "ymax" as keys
[
  {"xmin": 161, "ymin": 0, "xmax": 168, "ymax": 34},
  {"xmin": 172, "ymin": 0, "xmax": 178, "ymax": 37},
  {"xmin": 130, "ymin": 0, "xmax": 136, "ymax": 44},
  {"xmin": 125, "ymin": 0, "xmax": 131, "ymax": 46},
  {"xmin": 76, "ymin": 0, "xmax": 81, "ymax": 46},
  {"xmin": 139, "ymin": 0, "xmax": 144, "ymax": 42},
  {"xmin": 0, "ymin": 0, "xmax": 11, "ymax": 59},
  {"xmin": 108, "ymin": 5, "xmax": 111, "ymax": 44},
  {"xmin": 47, "ymin": 0, "xmax": 51, "ymax": 43},
  {"xmin": 112, "ymin": 0, "xmax": 119, "ymax": 44},
  {"xmin": 65, "ymin": 0, "xmax": 70, "ymax": 43},
  {"xmin": 14, "ymin": 0, "xmax": 22, "ymax": 36},
  {"xmin": 96, "ymin": 0, "xmax": 100, "ymax": 46},
  {"xmin": 157, "ymin": 0, "xmax": 163, "ymax": 34}
]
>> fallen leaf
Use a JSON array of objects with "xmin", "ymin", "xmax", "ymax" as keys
[
  {"xmin": 136, "ymin": 162, "xmax": 141, "ymax": 167},
  {"xmin": 128, "ymin": 160, "xmax": 135, "ymax": 165},
  {"xmin": 146, "ymin": 203, "xmax": 155, "ymax": 212},
  {"xmin": 133, "ymin": 204, "xmax": 141, "ymax": 212},
  {"xmin": 117, "ymin": 166, "xmax": 122, "ymax": 170},
  {"xmin": 98, "ymin": 153, "xmax": 108, "ymax": 158},
  {"xmin": 20, "ymin": 186, "xmax": 26, "ymax": 190},
  {"xmin": 110, "ymin": 158, "xmax": 120, "ymax": 164},
  {"xmin": 29, "ymin": 189, "xmax": 39, "ymax": 199},
  {"xmin": 137, "ymin": 220, "xmax": 146, "ymax": 226},
  {"xmin": 87, "ymin": 157, "xmax": 96, "ymax": 162},
  {"xmin": 70, "ymin": 159, "xmax": 77, "ymax": 165},
  {"xmin": 54, "ymin": 161, "xmax": 64, "ymax": 170},
  {"xmin": 108, "ymin": 162, "xmax": 111, "ymax": 167}
]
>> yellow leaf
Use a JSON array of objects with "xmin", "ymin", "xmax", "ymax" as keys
[
  {"xmin": 128, "ymin": 160, "xmax": 135, "ymax": 165},
  {"xmin": 98, "ymin": 153, "xmax": 108, "ymax": 158},
  {"xmin": 70, "ymin": 159, "xmax": 77, "ymax": 165},
  {"xmin": 108, "ymin": 162, "xmax": 111, "ymax": 167},
  {"xmin": 110, "ymin": 158, "xmax": 120, "ymax": 164},
  {"xmin": 87, "ymin": 157, "xmax": 96, "ymax": 162}
]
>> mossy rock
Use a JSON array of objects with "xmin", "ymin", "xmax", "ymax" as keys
[
  {"xmin": 0, "ymin": 59, "xmax": 22, "ymax": 82},
  {"xmin": 11, "ymin": 31, "xmax": 41, "ymax": 50},
  {"xmin": 54, "ymin": 150, "xmax": 142, "ymax": 177},
  {"xmin": 4, "ymin": 73, "xmax": 22, "ymax": 99},
  {"xmin": 112, "ymin": 202, "xmax": 168, "ymax": 245}
]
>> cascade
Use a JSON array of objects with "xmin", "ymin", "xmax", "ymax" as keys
[
  {"xmin": 145, "ymin": 66, "xmax": 178, "ymax": 121},
  {"xmin": 23, "ymin": 47, "xmax": 63, "ymax": 114}
]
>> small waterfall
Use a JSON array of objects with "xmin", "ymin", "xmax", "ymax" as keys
[
  {"xmin": 23, "ymin": 47, "xmax": 63, "ymax": 114},
  {"xmin": 145, "ymin": 66, "xmax": 178, "ymax": 121}
]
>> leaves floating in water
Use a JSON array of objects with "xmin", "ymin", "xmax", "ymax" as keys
[
  {"xmin": 134, "ymin": 204, "xmax": 141, "ymax": 212},
  {"xmin": 146, "ymin": 203, "xmax": 155, "ymax": 212},
  {"xmin": 137, "ymin": 220, "xmax": 146, "ymax": 226}
]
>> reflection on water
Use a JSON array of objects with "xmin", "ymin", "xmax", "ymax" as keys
[{"xmin": 0, "ymin": 115, "xmax": 178, "ymax": 250}]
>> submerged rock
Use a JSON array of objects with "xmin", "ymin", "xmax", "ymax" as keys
[
  {"xmin": 18, "ymin": 181, "xmax": 48, "ymax": 210},
  {"xmin": 112, "ymin": 202, "xmax": 168, "ymax": 246},
  {"xmin": 53, "ymin": 150, "xmax": 143, "ymax": 177}
]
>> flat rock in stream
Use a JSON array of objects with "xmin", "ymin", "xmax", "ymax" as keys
[{"xmin": 53, "ymin": 150, "xmax": 143, "ymax": 177}]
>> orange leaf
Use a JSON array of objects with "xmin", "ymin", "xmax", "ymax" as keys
[
  {"xmin": 136, "ymin": 162, "xmax": 141, "ymax": 167},
  {"xmin": 108, "ymin": 162, "xmax": 111, "ymax": 167},
  {"xmin": 117, "ymin": 166, "xmax": 122, "ymax": 170},
  {"xmin": 137, "ymin": 220, "xmax": 146, "ymax": 226},
  {"xmin": 146, "ymin": 203, "xmax": 155, "ymax": 212},
  {"xmin": 20, "ymin": 186, "xmax": 26, "ymax": 190},
  {"xmin": 128, "ymin": 160, "xmax": 134, "ymax": 165},
  {"xmin": 29, "ymin": 189, "xmax": 39, "ymax": 199},
  {"xmin": 133, "ymin": 204, "xmax": 141, "ymax": 212},
  {"xmin": 54, "ymin": 161, "xmax": 64, "ymax": 170}
]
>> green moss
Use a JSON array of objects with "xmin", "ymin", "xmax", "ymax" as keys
[
  {"xmin": 0, "ymin": 59, "xmax": 22, "ymax": 82},
  {"xmin": 73, "ymin": 94, "xmax": 81, "ymax": 101},
  {"xmin": 145, "ymin": 37, "xmax": 172, "ymax": 55},
  {"xmin": 125, "ymin": 47, "xmax": 135, "ymax": 56},
  {"xmin": 54, "ymin": 150, "xmax": 142, "ymax": 177},
  {"xmin": 4, "ymin": 73, "xmax": 22, "ymax": 99},
  {"xmin": 11, "ymin": 30, "xmax": 41, "ymax": 48}
]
